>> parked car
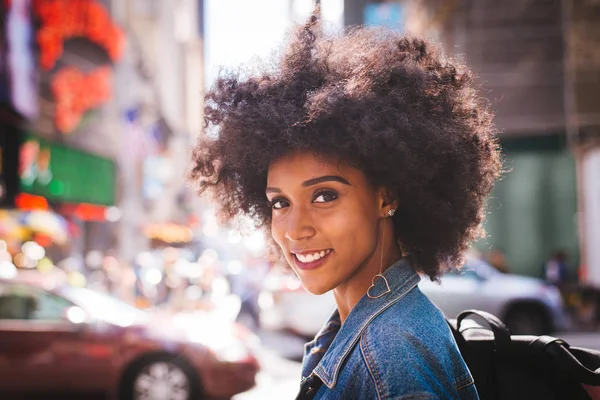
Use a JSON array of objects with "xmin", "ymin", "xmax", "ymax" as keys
[
  {"xmin": 259, "ymin": 257, "xmax": 568, "ymax": 338},
  {"xmin": 419, "ymin": 256, "xmax": 568, "ymax": 335},
  {"xmin": 0, "ymin": 277, "xmax": 259, "ymax": 400}
]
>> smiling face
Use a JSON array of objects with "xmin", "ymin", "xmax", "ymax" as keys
[{"xmin": 267, "ymin": 151, "xmax": 387, "ymax": 295}]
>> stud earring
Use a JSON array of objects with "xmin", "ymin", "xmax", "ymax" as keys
[{"xmin": 388, "ymin": 209, "xmax": 396, "ymax": 217}]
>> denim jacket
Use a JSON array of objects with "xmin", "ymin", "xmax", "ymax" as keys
[{"xmin": 296, "ymin": 258, "xmax": 479, "ymax": 400}]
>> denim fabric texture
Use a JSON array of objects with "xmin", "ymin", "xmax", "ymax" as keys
[{"xmin": 296, "ymin": 258, "xmax": 479, "ymax": 400}]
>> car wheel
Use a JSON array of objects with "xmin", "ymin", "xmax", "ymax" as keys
[
  {"xmin": 504, "ymin": 304, "xmax": 552, "ymax": 335},
  {"xmin": 119, "ymin": 355, "xmax": 203, "ymax": 400}
]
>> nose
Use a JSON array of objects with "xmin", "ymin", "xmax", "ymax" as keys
[{"xmin": 283, "ymin": 206, "xmax": 316, "ymax": 242}]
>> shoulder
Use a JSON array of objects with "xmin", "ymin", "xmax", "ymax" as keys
[{"xmin": 358, "ymin": 287, "xmax": 476, "ymax": 398}]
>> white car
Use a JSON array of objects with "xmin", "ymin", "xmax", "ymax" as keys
[
  {"xmin": 419, "ymin": 256, "xmax": 568, "ymax": 335},
  {"xmin": 259, "ymin": 257, "xmax": 568, "ymax": 338}
]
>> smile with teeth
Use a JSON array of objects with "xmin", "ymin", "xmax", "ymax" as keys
[{"xmin": 294, "ymin": 249, "xmax": 332, "ymax": 263}]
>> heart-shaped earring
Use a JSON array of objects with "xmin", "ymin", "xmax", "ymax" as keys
[{"xmin": 367, "ymin": 273, "xmax": 391, "ymax": 299}]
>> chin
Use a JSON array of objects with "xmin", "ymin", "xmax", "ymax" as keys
[
  {"xmin": 299, "ymin": 279, "xmax": 334, "ymax": 296},
  {"xmin": 286, "ymin": 257, "xmax": 337, "ymax": 295}
]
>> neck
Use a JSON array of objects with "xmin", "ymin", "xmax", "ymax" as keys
[{"xmin": 333, "ymin": 220, "xmax": 402, "ymax": 323}]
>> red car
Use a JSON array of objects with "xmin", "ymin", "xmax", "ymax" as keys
[{"xmin": 0, "ymin": 277, "xmax": 259, "ymax": 399}]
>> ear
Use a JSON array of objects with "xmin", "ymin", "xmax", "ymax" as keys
[{"xmin": 377, "ymin": 187, "xmax": 398, "ymax": 218}]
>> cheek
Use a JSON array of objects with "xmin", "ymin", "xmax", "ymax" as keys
[
  {"xmin": 322, "ymin": 208, "xmax": 377, "ymax": 253},
  {"xmin": 270, "ymin": 218, "xmax": 289, "ymax": 256},
  {"xmin": 270, "ymin": 220, "xmax": 298, "ymax": 270},
  {"xmin": 270, "ymin": 219, "xmax": 283, "ymax": 246}
]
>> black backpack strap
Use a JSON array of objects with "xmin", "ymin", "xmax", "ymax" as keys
[
  {"xmin": 548, "ymin": 345, "xmax": 600, "ymax": 386},
  {"xmin": 447, "ymin": 318, "xmax": 468, "ymax": 349},
  {"xmin": 530, "ymin": 335, "xmax": 568, "ymax": 351},
  {"xmin": 456, "ymin": 309, "xmax": 512, "ymax": 351},
  {"xmin": 528, "ymin": 335, "xmax": 600, "ymax": 385},
  {"xmin": 457, "ymin": 310, "xmax": 600, "ymax": 387}
]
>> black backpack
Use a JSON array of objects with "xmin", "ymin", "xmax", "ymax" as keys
[{"xmin": 448, "ymin": 309, "xmax": 600, "ymax": 400}]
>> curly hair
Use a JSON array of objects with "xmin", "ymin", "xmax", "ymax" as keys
[{"xmin": 189, "ymin": 13, "xmax": 502, "ymax": 280}]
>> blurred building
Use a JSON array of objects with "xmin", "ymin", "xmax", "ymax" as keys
[
  {"xmin": 438, "ymin": 0, "xmax": 579, "ymax": 281},
  {"xmin": 109, "ymin": 0, "xmax": 204, "ymax": 260},
  {"xmin": 0, "ymin": 0, "xmax": 203, "ymax": 279},
  {"xmin": 568, "ymin": 1, "xmax": 600, "ymax": 289},
  {"xmin": 346, "ymin": 0, "xmax": 600, "ymax": 282},
  {"xmin": 0, "ymin": 0, "xmax": 123, "ymax": 275}
]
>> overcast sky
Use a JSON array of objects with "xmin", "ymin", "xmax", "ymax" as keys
[{"xmin": 204, "ymin": 0, "xmax": 343, "ymax": 87}]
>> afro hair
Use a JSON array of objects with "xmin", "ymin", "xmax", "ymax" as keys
[{"xmin": 189, "ymin": 11, "xmax": 502, "ymax": 280}]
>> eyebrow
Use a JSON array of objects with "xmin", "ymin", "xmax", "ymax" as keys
[{"xmin": 266, "ymin": 175, "xmax": 351, "ymax": 194}]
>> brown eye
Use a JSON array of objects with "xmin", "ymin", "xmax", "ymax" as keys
[
  {"xmin": 271, "ymin": 198, "xmax": 289, "ymax": 209},
  {"xmin": 313, "ymin": 190, "xmax": 338, "ymax": 203}
]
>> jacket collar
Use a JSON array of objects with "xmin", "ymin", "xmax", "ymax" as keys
[{"xmin": 311, "ymin": 257, "xmax": 421, "ymax": 389}]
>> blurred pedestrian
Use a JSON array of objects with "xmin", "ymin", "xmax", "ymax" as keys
[
  {"xmin": 544, "ymin": 250, "xmax": 569, "ymax": 289},
  {"xmin": 102, "ymin": 253, "xmax": 122, "ymax": 295},
  {"xmin": 486, "ymin": 248, "xmax": 510, "ymax": 274},
  {"xmin": 230, "ymin": 265, "xmax": 262, "ymax": 330},
  {"xmin": 189, "ymin": 8, "xmax": 502, "ymax": 400}
]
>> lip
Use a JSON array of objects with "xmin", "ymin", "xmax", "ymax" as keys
[{"xmin": 291, "ymin": 250, "xmax": 333, "ymax": 271}]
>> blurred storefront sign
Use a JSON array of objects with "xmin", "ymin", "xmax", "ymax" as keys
[
  {"xmin": 19, "ymin": 133, "xmax": 116, "ymax": 205},
  {"xmin": 2, "ymin": 0, "xmax": 126, "ymax": 154},
  {"xmin": 15, "ymin": 193, "xmax": 49, "ymax": 210},
  {"xmin": 2, "ymin": 0, "xmax": 125, "ymax": 133},
  {"xmin": 0, "ymin": 128, "xmax": 113, "ymax": 270},
  {"xmin": 144, "ymin": 223, "xmax": 194, "ymax": 246},
  {"xmin": 51, "ymin": 66, "xmax": 112, "ymax": 134},
  {"xmin": 31, "ymin": 0, "xmax": 125, "ymax": 135},
  {"xmin": 59, "ymin": 202, "xmax": 114, "ymax": 222},
  {"xmin": 31, "ymin": 0, "xmax": 125, "ymax": 71},
  {"xmin": 0, "ymin": 130, "xmax": 116, "ymax": 208}
]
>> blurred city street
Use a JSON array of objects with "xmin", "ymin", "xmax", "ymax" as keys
[{"xmin": 0, "ymin": 0, "xmax": 600, "ymax": 399}]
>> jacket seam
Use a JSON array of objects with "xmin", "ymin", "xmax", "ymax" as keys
[
  {"xmin": 360, "ymin": 331, "xmax": 386, "ymax": 400},
  {"xmin": 396, "ymin": 393, "xmax": 436, "ymax": 400},
  {"xmin": 455, "ymin": 376, "xmax": 475, "ymax": 391},
  {"xmin": 313, "ymin": 365, "xmax": 331, "ymax": 385}
]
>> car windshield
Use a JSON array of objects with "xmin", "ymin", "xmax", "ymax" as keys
[
  {"xmin": 61, "ymin": 286, "xmax": 148, "ymax": 326},
  {"xmin": 464, "ymin": 258, "xmax": 501, "ymax": 279},
  {"xmin": 444, "ymin": 257, "xmax": 501, "ymax": 280}
]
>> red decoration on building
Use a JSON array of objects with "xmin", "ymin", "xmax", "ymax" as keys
[
  {"xmin": 51, "ymin": 66, "xmax": 112, "ymax": 133},
  {"xmin": 15, "ymin": 193, "xmax": 49, "ymax": 211},
  {"xmin": 60, "ymin": 202, "xmax": 108, "ymax": 222},
  {"xmin": 33, "ymin": 0, "xmax": 126, "ymax": 71}
]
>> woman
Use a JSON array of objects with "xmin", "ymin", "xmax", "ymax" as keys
[{"xmin": 190, "ymin": 10, "xmax": 501, "ymax": 400}]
